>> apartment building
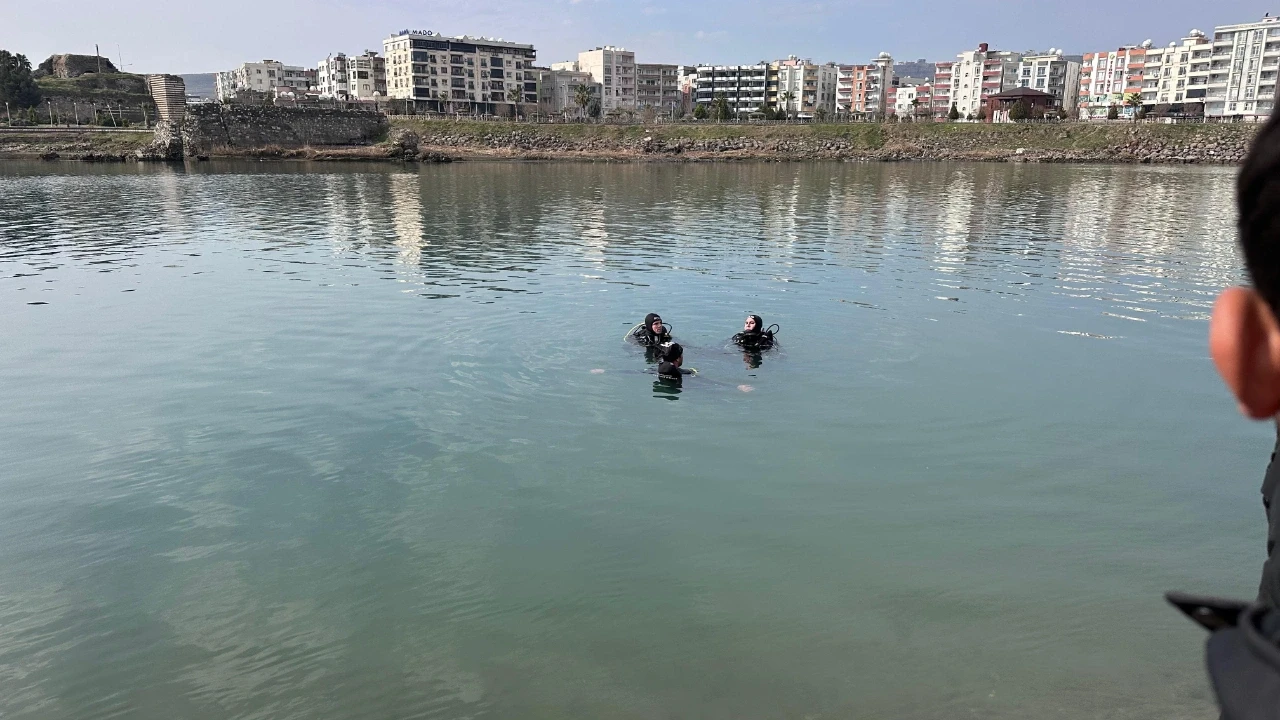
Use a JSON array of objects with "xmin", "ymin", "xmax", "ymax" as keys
[
  {"xmin": 695, "ymin": 64, "xmax": 769, "ymax": 115},
  {"xmin": 1016, "ymin": 50, "xmax": 1081, "ymax": 115},
  {"xmin": 1205, "ymin": 15, "xmax": 1280, "ymax": 120},
  {"xmin": 678, "ymin": 66, "xmax": 699, "ymax": 115},
  {"xmin": 215, "ymin": 60, "xmax": 315, "ymax": 101},
  {"xmin": 931, "ymin": 61, "xmax": 954, "ymax": 115},
  {"xmin": 636, "ymin": 63, "xmax": 682, "ymax": 112},
  {"xmin": 837, "ymin": 64, "xmax": 869, "ymax": 115},
  {"xmin": 940, "ymin": 44, "xmax": 1020, "ymax": 118},
  {"xmin": 576, "ymin": 46, "xmax": 636, "ymax": 113},
  {"xmin": 771, "ymin": 56, "xmax": 838, "ymax": 117},
  {"xmin": 890, "ymin": 82, "xmax": 932, "ymax": 119},
  {"xmin": 1141, "ymin": 31, "xmax": 1212, "ymax": 114},
  {"xmin": 865, "ymin": 53, "xmax": 894, "ymax": 119},
  {"xmin": 317, "ymin": 51, "xmax": 386, "ymax": 100},
  {"xmin": 535, "ymin": 68, "xmax": 600, "ymax": 116},
  {"xmin": 1078, "ymin": 44, "xmax": 1148, "ymax": 119},
  {"xmin": 382, "ymin": 30, "xmax": 538, "ymax": 114}
]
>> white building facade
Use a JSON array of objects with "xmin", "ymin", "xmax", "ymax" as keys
[
  {"xmin": 215, "ymin": 60, "xmax": 315, "ymax": 101},
  {"xmin": 943, "ymin": 44, "xmax": 1020, "ymax": 118},
  {"xmin": 636, "ymin": 63, "xmax": 681, "ymax": 112},
  {"xmin": 771, "ymin": 57, "xmax": 838, "ymax": 118},
  {"xmin": 1016, "ymin": 51, "xmax": 1081, "ymax": 116},
  {"xmin": 1078, "ymin": 45, "xmax": 1149, "ymax": 119},
  {"xmin": 1206, "ymin": 15, "xmax": 1280, "ymax": 120},
  {"xmin": 382, "ymin": 30, "xmax": 538, "ymax": 114},
  {"xmin": 695, "ymin": 64, "xmax": 768, "ymax": 115},
  {"xmin": 575, "ymin": 46, "xmax": 636, "ymax": 113},
  {"xmin": 536, "ymin": 68, "xmax": 600, "ymax": 116},
  {"xmin": 1141, "ymin": 31, "xmax": 1212, "ymax": 115}
]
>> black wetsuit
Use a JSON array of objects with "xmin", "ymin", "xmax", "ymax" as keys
[
  {"xmin": 634, "ymin": 313, "xmax": 672, "ymax": 347},
  {"xmin": 1260, "ymin": 430, "xmax": 1280, "ymax": 607},
  {"xmin": 657, "ymin": 361, "xmax": 689, "ymax": 384},
  {"xmin": 732, "ymin": 315, "xmax": 775, "ymax": 350}
]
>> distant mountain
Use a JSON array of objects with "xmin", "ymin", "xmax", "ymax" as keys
[
  {"xmin": 180, "ymin": 73, "xmax": 216, "ymax": 98},
  {"xmin": 893, "ymin": 60, "xmax": 935, "ymax": 81}
]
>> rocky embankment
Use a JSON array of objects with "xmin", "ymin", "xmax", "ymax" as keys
[
  {"xmin": 0, "ymin": 119, "xmax": 1260, "ymax": 165},
  {"xmin": 394, "ymin": 120, "xmax": 1258, "ymax": 165}
]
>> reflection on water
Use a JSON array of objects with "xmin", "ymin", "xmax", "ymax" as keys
[{"xmin": 0, "ymin": 160, "xmax": 1253, "ymax": 720}]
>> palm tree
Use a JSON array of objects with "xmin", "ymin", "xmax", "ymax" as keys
[
  {"xmin": 779, "ymin": 91, "xmax": 795, "ymax": 122},
  {"xmin": 507, "ymin": 85, "xmax": 522, "ymax": 120},
  {"xmin": 1123, "ymin": 92, "xmax": 1143, "ymax": 121},
  {"xmin": 573, "ymin": 84, "xmax": 592, "ymax": 121},
  {"xmin": 910, "ymin": 97, "xmax": 920, "ymax": 121}
]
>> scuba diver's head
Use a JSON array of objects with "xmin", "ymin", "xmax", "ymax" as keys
[
  {"xmin": 645, "ymin": 313, "xmax": 665, "ymax": 337},
  {"xmin": 661, "ymin": 342, "xmax": 684, "ymax": 367},
  {"xmin": 744, "ymin": 315, "xmax": 764, "ymax": 334}
]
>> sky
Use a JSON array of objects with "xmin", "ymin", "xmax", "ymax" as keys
[{"xmin": 1, "ymin": 0, "xmax": 1275, "ymax": 74}]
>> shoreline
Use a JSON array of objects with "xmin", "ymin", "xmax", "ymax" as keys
[{"xmin": 0, "ymin": 119, "xmax": 1259, "ymax": 165}]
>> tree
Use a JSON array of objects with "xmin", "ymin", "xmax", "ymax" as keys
[
  {"xmin": 0, "ymin": 50, "xmax": 42, "ymax": 110},
  {"xmin": 948, "ymin": 103, "xmax": 960, "ymax": 121},
  {"xmin": 586, "ymin": 97, "xmax": 601, "ymax": 118},
  {"xmin": 573, "ymin": 84, "xmax": 593, "ymax": 120},
  {"xmin": 1107, "ymin": 104, "xmax": 1119, "ymax": 121},
  {"xmin": 693, "ymin": 103, "xmax": 708, "ymax": 120},
  {"xmin": 976, "ymin": 108, "xmax": 987, "ymax": 121},
  {"xmin": 814, "ymin": 107, "xmax": 829, "ymax": 123},
  {"xmin": 507, "ymin": 85, "xmax": 523, "ymax": 119},
  {"xmin": 759, "ymin": 102, "xmax": 775, "ymax": 121},
  {"xmin": 712, "ymin": 93, "xmax": 731, "ymax": 121},
  {"xmin": 1123, "ymin": 92, "xmax": 1143, "ymax": 121},
  {"xmin": 1008, "ymin": 99, "xmax": 1031, "ymax": 121},
  {"xmin": 779, "ymin": 91, "xmax": 795, "ymax": 122}
]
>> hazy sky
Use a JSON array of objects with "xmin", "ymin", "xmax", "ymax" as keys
[{"xmin": 2, "ymin": 0, "xmax": 1275, "ymax": 74}]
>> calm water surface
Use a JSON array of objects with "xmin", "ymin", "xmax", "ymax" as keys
[{"xmin": 0, "ymin": 160, "xmax": 1262, "ymax": 719}]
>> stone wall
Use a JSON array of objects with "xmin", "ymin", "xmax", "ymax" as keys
[{"xmin": 181, "ymin": 105, "xmax": 389, "ymax": 156}]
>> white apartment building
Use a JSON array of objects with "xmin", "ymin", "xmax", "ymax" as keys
[
  {"xmin": 382, "ymin": 30, "xmax": 538, "ymax": 114},
  {"xmin": 943, "ymin": 44, "xmax": 1020, "ymax": 118},
  {"xmin": 536, "ymin": 68, "xmax": 600, "ymax": 116},
  {"xmin": 1141, "ymin": 31, "xmax": 1212, "ymax": 115},
  {"xmin": 931, "ymin": 61, "xmax": 954, "ymax": 115},
  {"xmin": 771, "ymin": 56, "xmax": 838, "ymax": 118},
  {"xmin": 317, "ymin": 52, "xmax": 387, "ymax": 100},
  {"xmin": 695, "ymin": 64, "xmax": 768, "ymax": 115},
  {"xmin": 893, "ymin": 83, "xmax": 923, "ymax": 118},
  {"xmin": 865, "ymin": 52, "xmax": 894, "ymax": 119},
  {"xmin": 575, "ymin": 46, "xmax": 636, "ymax": 113},
  {"xmin": 1078, "ymin": 45, "xmax": 1149, "ymax": 119},
  {"xmin": 636, "ymin": 63, "xmax": 681, "ymax": 112},
  {"xmin": 1016, "ymin": 51, "xmax": 1081, "ymax": 115},
  {"xmin": 215, "ymin": 60, "xmax": 315, "ymax": 101},
  {"xmin": 1206, "ymin": 15, "xmax": 1280, "ymax": 120}
]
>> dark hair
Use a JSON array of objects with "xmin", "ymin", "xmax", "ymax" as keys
[{"xmin": 1239, "ymin": 114, "xmax": 1280, "ymax": 317}]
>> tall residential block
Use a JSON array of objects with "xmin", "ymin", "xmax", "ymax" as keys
[
  {"xmin": 771, "ymin": 56, "xmax": 839, "ymax": 118},
  {"xmin": 576, "ymin": 46, "xmax": 636, "ymax": 113},
  {"xmin": 931, "ymin": 61, "xmax": 954, "ymax": 115},
  {"xmin": 1016, "ymin": 51, "xmax": 1081, "ymax": 115},
  {"xmin": 1141, "ymin": 31, "xmax": 1212, "ymax": 115},
  {"xmin": 839, "ymin": 54, "xmax": 894, "ymax": 118},
  {"xmin": 535, "ymin": 68, "xmax": 600, "ymax": 116},
  {"xmin": 215, "ymin": 60, "xmax": 315, "ymax": 101},
  {"xmin": 382, "ymin": 30, "xmax": 537, "ymax": 114},
  {"xmin": 636, "ymin": 63, "xmax": 681, "ymax": 112},
  {"xmin": 1077, "ymin": 45, "xmax": 1148, "ymax": 119},
  {"xmin": 941, "ymin": 44, "xmax": 1020, "ymax": 118},
  {"xmin": 695, "ymin": 64, "xmax": 769, "ymax": 115},
  {"xmin": 1205, "ymin": 15, "xmax": 1280, "ymax": 120},
  {"xmin": 317, "ymin": 51, "xmax": 387, "ymax": 100}
]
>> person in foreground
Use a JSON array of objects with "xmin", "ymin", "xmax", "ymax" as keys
[
  {"xmin": 631, "ymin": 313, "xmax": 672, "ymax": 347},
  {"xmin": 1172, "ymin": 114, "xmax": 1280, "ymax": 720},
  {"xmin": 732, "ymin": 315, "xmax": 776, "ymax": 350},
  {"xmin": 656, "ymin": 342, "xmax": 693, "ymax": 384}
]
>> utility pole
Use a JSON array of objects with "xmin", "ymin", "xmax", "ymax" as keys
[
  {"xmin": 73, "ymin": 102, "xmax": 79, "ymax": 125},
  {"xmin": 47, "ymin": 99, "xmax": 53, "ymax": 125},
  {"xmin": 4, "ymin": 102, "xmax": 9, "ymax": 125}
]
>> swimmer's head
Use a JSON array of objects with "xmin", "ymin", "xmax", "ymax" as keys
[
  {"xmin": 645, "ymin": 313, "xmax": 664, "ymax": 335},
  {"xmin": 744, "ymin": 315, "xmax": 763, "ymax": 333},
  {"xmin": 661, "ymin": 342, "xmax": 683, "ymax": 367}
]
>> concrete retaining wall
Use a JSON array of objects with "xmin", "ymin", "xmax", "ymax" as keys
[{"xmin": 181, "ymin": 105, "xmax": 389, "ymax": 156}]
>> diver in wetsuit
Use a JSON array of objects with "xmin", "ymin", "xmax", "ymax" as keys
[
  {"xmin": 732, "ymin": 315, "xmax": 775, "ymax": 350},
  {"xmin": 631, "ymin": 313, "xmax": 672, "ymax": 347},
  {"xmin": 656, "ymin": 342, "xmax": 692, "ymax": 385}
]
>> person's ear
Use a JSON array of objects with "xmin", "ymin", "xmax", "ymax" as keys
[{"xmin": 1210, "ymin": 286, "xmax": 1280, "ymax": 419}]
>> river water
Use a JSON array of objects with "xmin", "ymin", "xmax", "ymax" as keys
[{"xmin": 0, "ymin": 160, "xmax": 1262, "ymax": 719}]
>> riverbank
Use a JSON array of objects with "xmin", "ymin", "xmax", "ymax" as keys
[
  {"xmin": 0, "ymin": 128, "xmax": 153, "ymax": 161},
  {"xmin": 0, "ymin": 119, "xmax": 1260, "ymax": 164},
  {"xmin": 392, "ymin": 118, "xmax": 1257, "ymax": 164}
]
